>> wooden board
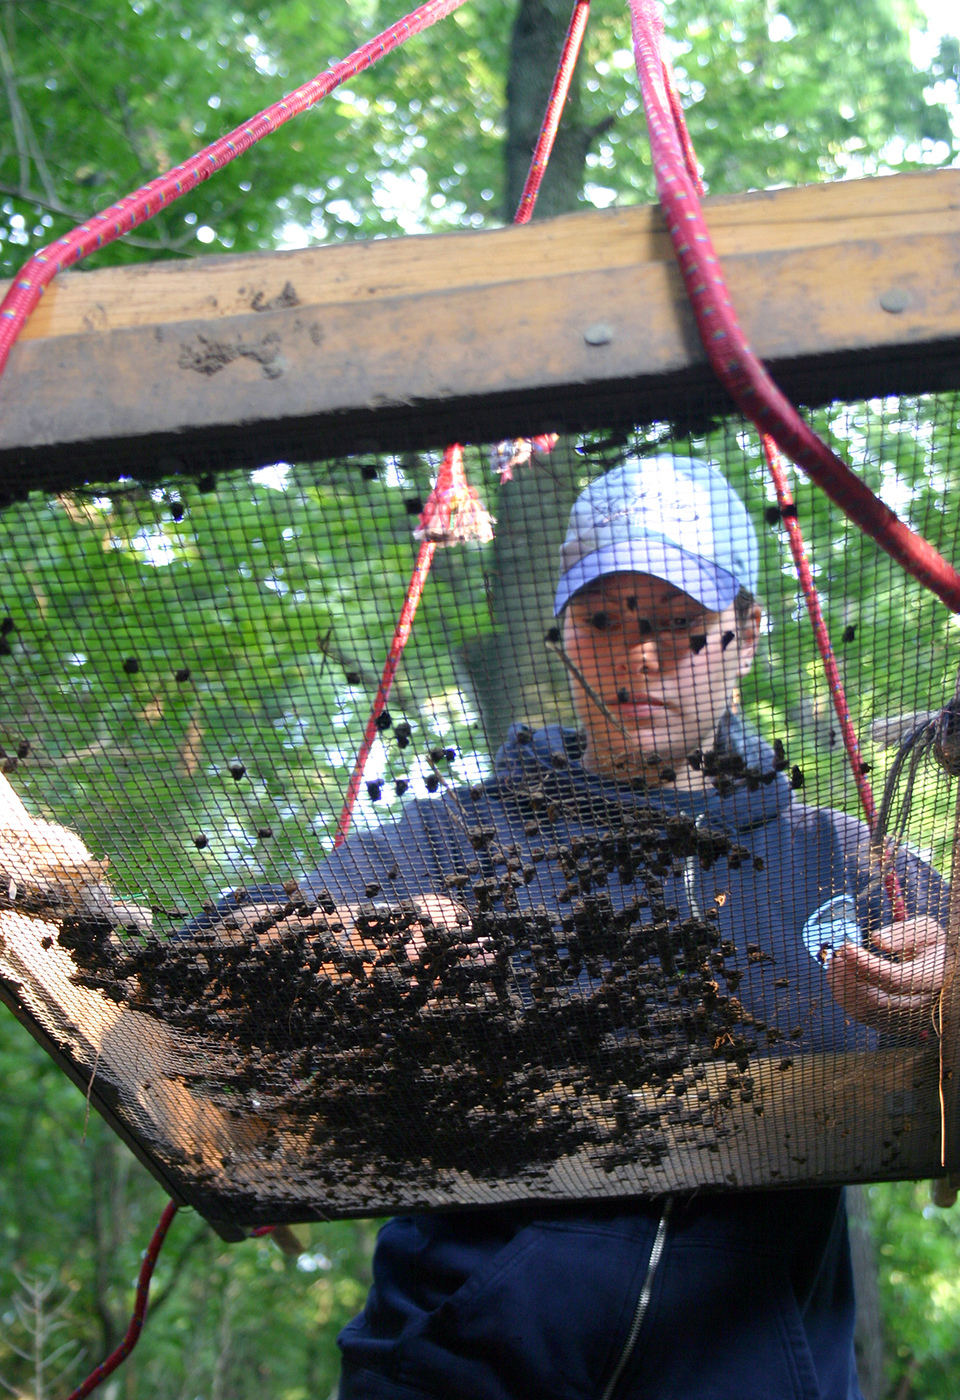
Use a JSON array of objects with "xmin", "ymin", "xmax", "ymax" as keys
[{"xmin": 0, "ymin": 168, "xmax": 959, "ymax": 495}]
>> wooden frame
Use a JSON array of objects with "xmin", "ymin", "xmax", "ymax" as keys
[
  {"xmin": 3, "ymin": 163, "xmax": 960, "ymax": 1218},
  {"xmin": 0, "ymin": 168, "xmax": 958, "ymax": 495}
]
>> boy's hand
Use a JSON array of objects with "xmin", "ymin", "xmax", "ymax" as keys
[
  {"xmin": 0, "ymin": 770, "xmax": 152, "ymax": 935},
  {"xmin": 337, "ymin": 893, "xmax": 468, "ymax": 960},
  {"xmin": 825, "ymin": 915, "xmax": 947, "ymax": 1030}
]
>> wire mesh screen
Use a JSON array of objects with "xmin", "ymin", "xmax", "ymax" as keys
[{"xmin": 1, "ymin": 395, "xmax": 958, "ymax": 1229}]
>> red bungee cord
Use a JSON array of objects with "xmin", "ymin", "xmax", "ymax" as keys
[
  {"xmin": 66, "ymin": 1201, "xmax": 179, "ymax": 1400},
  {"xmin": 763, "ymin": 434, "xmax": 906, "ymax": 917},
  {"xmin": 761, "ymin": 435, "xmax": 877, "ymax": 830},
  {"xmin": 650, "ymin": 31, "xmax": 906, "ymax": 908},
  {"xmin": 333, "ymin": 0, "xmax": 590, "ymax": 846},
  {"xmin": 334, "ymin": 522, "xmax": 439, "ymax": 847},
  {"xmin": 627, "ymin": 0, "xmax": 960, "ymax": 615},
  {"xmin": 514, "ymin": 0, "xmax": 592, "ymax": 224}
]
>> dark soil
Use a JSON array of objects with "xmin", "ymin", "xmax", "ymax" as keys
[{"xmin": 58, "ymin": 782, "xmax": 773, "ymax": 1189}]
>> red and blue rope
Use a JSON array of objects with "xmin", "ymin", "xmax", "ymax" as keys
[
  {"xmin": 634, "ymin": 5, "xmax": 909, "ymax": 911},
  {"xmin": 514, "ymin": 1, "xmax": 591, "ymax": 224},
  {"xmin": 627, "ymin": 0, "xmax": 960, "ymax": 614}
]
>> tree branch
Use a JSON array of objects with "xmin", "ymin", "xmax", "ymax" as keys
[
  {"xmin": 147, "ymin": 1223, "xmax": 211, "ymax": 1318},
  {"xmin": 19, "ymin": 100, "xmax": 57, "ymax": 206},
  {"xmin": 49, "ymin": 1349, "xmax": 85, "ymax": 1394},
  {"xmin": 0, "ymin": 180, "xmax": 86, "ymax": 221},
  {"xmin": 20, "ymin": 0, "xmax": 111, "ymax": 38},
  {"xmin": 0, "ymin": 1337, "xmax": 32, "ymax": 1363},
  {"xmin": 0, "ymin": 14, "xmax": 30, "ymax": 192},
  {"xmin": 14, "ymin": 4, "xmax": 129, "ymax": 144},
  {"xmin": 114, "ymin": 85, "xmax": 153, "ymax": 179},
  {"xmin": 0, "ymin": 7, "xmax": 59, "ymax": 206},
  {"xmin": 587, "ymin": 114, "xmax": 617, "ymax": 142},
  {"xmin": 0, "ymin": 180, "xmax": 199, "ymax": 253}
]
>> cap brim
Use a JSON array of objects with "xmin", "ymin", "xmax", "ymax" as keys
[{"xmin": 554, "ymin": 540, "xmax": 740, "ymax": 615}]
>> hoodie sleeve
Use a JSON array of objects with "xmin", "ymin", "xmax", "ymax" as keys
[
  {"xmin": 302, "ymin": 796, "xmax": 475, "ymax": 907},
  {"xmin": 829, "ymin": 808, "xmax": 951, "ymax": 934}
]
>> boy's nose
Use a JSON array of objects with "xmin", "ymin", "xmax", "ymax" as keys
[{"xmin": 624, "ymin": 633, "xmax": 662, "ymax": 673}]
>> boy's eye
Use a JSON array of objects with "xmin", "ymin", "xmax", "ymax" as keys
[
  {"xmin": 638, "ymin": 616, "xmax": 690, "ymax": 634},
  {"xmin": 591, "ymin": 611, "xmax": 610, "ymax": 630}
]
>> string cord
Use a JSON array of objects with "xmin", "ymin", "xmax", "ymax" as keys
[{"xmin": 65, "ymin": 1201, "xmax": 179, "ymax": 1400}]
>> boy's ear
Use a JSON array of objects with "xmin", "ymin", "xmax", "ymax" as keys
[{"xmin": 737, "ymin": 605, "xmax": 763, "ymax": 675}]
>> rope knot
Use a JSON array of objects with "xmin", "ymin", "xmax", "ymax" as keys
[
  {"xmin": 414, "ymin": 444, "xmax": 495, "ymax": 546},
  {"xmin": 490, "ymin": 433, "xmax": 559, "ymax": 484},
  {"xmin": 934, "ymin": 698, "xmax": 960, "ymax": 776}
]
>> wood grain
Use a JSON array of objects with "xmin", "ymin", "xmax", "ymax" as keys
[
  {"xmin": 7, "ymin": 168, "xmax": 959, "ymax": 342},
  {"xmin": 0, "ymin": 168, "xmax": 958, "ymax": 493}
]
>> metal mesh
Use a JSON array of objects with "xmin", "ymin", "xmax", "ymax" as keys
[{"xmin": 1, "ymin": 395, "xmax": 957, "ymax": 1230}]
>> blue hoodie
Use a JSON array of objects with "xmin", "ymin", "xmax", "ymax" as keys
[
  {"xmin": 324, "ymin": 721, "xmax": 943, "ymax": 1400},
  {"xmin": 315, "ymin": 718, "xmax": 942, "ymax": 1057}
]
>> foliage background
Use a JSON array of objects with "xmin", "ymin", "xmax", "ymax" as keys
[{"xmin": 0, "ymin": 1, "xmax": 958, "ymax": 1396}]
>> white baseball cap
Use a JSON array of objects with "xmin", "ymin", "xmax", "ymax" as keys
[{"xmin": 554, "ymin": 456, "xmax": 759, "ymax": 615}]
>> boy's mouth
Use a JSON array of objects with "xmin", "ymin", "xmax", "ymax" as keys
[{"xmin": 616, "ymin": 691, "xmax": 666, "ymax": 718}]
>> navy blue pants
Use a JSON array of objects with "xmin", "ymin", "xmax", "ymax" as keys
[{"xmin": 338, "ymin": 1188, "xmax": 861, "ymax": 1399}]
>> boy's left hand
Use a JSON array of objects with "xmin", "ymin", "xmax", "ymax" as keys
[{"xmin": 825, "ymin": 915, "xmax": 948, "ymax": 1030}]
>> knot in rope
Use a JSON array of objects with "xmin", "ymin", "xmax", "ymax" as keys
[
  {"xmin": 935, "ymin": 699, "xmax": 960, "ymax": 777},
  {"xmin": 414, "ymin": 444, "xmax": 495, "ymax": 546}
]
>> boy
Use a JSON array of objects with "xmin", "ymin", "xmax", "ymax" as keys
[{"xmin": 329, "ymin": 457, "xmax": 946, "ymax": 1399}]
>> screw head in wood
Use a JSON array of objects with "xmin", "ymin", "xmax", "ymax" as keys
[
  {"xmin": 879, "ymin": 288, "xmax": 910, "ymax": 314},
  {"xmin": 584, "ymin": 323, "xmax": 613, "ymax": 346}
]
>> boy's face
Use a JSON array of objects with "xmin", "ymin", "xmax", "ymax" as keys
[{"xmin": 561, "ymin": 572, "xmax": 761, "ymax": 782}]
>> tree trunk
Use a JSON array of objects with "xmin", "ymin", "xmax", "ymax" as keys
[
  {"xmin": 464, "ymin": 0, "xmax": 611, "ymax": 747},
  {"xmin": 847, "ymin": 1186, "xmax": 885, "ymax": 1400},
  {"xmin": 91, "ymin": 1135, "xmax": 132, "ymax": 1358},
  {"xmin": 464, "ymin": 445, "xmax": 583, "ymax": 748},
  {"xmin": 504, "ymin": 0, "xmax": 604, "ymax": 222}
]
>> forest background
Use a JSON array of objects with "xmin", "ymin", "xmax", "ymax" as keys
[{"xmin": 0, "ymin": 0, "xmax": 959, "ymax": 1397}]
